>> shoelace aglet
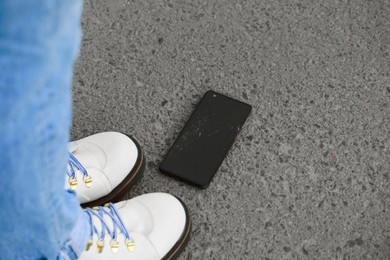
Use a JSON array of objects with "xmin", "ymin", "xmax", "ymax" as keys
[
  {"xmin": 83, "ymin": 175, "xmax": 93, "ymax": 188},
  {"xmin": 126, "ymin": 239, "xmax": 135, "ymax": 252},
  {"xmin": 85, "ymin": 240, "xmax": 93, "ymax": 251},
  {"xmin": 97, "ymin": 240, "xmax": 105, "ymax": 253},
  {"xmin": 69, "ymin": 177, "xmax": 78, "ymax": 190},
  {"xmin": 110, "ymin": 239, "xmax": 119, "ymax": 254}
]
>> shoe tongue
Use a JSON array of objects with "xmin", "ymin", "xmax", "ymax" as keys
[
  {"xmin": 68, "ymin": 141, "xmax": 78, "ymax": 153},
  {"xmin": 90, "ymin": 208, "xmax": 117, "ymax": 240},
  {"xmin": 88, "ymin": 200, "xmax": 154, "ymax": 241}
]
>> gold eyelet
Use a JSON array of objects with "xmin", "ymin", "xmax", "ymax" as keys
[
  {"xmin": 97, "ymin": 240, "xmax": 105, "ymax": 253},
  {"xmin": 86, "ymin": 240, "xmax": 93, "ymax": 251},
  {"xmin": 110, "ymin": 239, "xmax": 119, "ymax": 254},
  {"xmin": 125, "ymin": 238, "xmax": 135, "ymax": 252},
  {"xmin": 69, "ymin": 177, "xmax": 78, "ymax": 190},
  {"xmin": 83, "ymin": 175, "xmax": 93, "ymax": 188}
]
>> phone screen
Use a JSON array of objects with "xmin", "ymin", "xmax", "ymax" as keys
[{"xmin": 160, "ymin": 90, "xmax": 252, "ymax": 188}]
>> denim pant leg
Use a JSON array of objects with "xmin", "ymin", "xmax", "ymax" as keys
[{"xmin": 0, "ymin": 1, "xmax": 89, "ymax": 259}]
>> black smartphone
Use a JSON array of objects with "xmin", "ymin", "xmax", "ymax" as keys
[{"xmin": 159, "ymin": 90, "xmax": 252, "ymax": 188}]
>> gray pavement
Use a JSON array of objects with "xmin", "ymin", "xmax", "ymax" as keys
[{"xmin": 71, "ymin": 0, "xmax": 390, "ymax": 259}]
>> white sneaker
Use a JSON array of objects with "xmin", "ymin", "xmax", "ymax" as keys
[
  {"xmin": 79, "ymin": 193, "xmax": 191, "ymax": 260},
  {"xmin": 65, "ymin": 132, "xmax": 145, "ymax": 207}
]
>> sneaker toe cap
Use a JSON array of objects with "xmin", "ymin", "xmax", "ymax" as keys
[{"xmin": 131, "ymin": 193, "xmax": 188, "ymax": 258}]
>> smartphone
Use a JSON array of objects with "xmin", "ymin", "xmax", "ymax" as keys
[{"xmin": 159, "ymin": 90, "xmax": 252, "ymax": 188}]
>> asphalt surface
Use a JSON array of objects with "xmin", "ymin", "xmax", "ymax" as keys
[{"xmin": 71, "ymin": 0, "xmax": 390, "ymax": 259}]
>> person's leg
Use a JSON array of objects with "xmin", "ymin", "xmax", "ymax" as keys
[{"xmin": 0, "ymin": 0, "xmax": 89, "ymax": 259}]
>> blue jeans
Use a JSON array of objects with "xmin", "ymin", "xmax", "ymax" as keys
[{"xmin": 0, "ymin": 1, "xmax": 89, "ymax": 259}]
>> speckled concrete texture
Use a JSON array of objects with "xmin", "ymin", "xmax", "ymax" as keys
[{"xmin": 71, "ymin": 0, "xmax": 390, "ymax": 259}]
